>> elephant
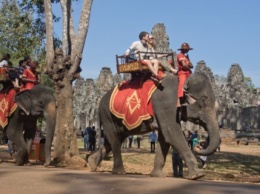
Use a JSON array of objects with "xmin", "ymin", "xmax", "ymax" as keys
[
  {"xmin": 88, "ymin": 72, "xmax": 221, "ymax": 180},
  {"xmin": 0, "ymin": 84, "xmax": 56, "ymax": 166}
]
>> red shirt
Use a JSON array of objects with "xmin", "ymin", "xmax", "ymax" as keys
[
  {"xmin": 22, "ymin": 68, "xmax": 39, "ymax": 90},
  {"xmin": 177, "ymin": 53, "xmax": 192, "ymax": 75}
]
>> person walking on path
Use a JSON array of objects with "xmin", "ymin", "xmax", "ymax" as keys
[
  {"xmin": 89, "ymin": 126, "xmax": 96, "ymax": 152},
  {"xmin": 136, "ymin": 135, "xmax": 143, "ymax": 148},
  {"xmin": 128, "ymin": 135, "xmax": 133, "ymax": 148},
  {"xmin": 172, "ymin": 146, "xmax": 183, "ymax": 178},
  {"xmin": 149, "ymin": 131, "xmax": 157, "ymax": 153},
  {"xmin": 83, "ymin": 127, "xmax": 90, "ymax": 151}
]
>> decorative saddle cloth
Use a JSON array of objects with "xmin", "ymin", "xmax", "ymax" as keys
[
  {"xmin": 0, "ymin": 88, "xmax": 18, "ymax": 128},
  {"xmin": 110, "ymin": 78, "xmax": 157, "ymax": 130}
]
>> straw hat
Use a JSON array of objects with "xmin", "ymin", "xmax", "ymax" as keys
[{"xmin": 178, "ymin": 43, "xmax": 193, "ymax": 50}]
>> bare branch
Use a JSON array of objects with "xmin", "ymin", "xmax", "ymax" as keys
[
  {"xmin": 68, "ymin": 1, "xmax": 75, "ymax": 55},
  {"xmin": 44, "ymin": 0, "xmax": 55, "ymax": 72},
  {"xmin": 69, "ymin": 0, "xmax": 93, "ymax": 76},
  {"xmin": 60, "ymin": 0, "xmax": 73, "ymax": 56}
]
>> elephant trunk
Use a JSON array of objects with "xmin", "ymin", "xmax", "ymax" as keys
[
  {"xmin": 194, "ymin": 113, "xmax": 221, "ymax": 156},
  {"xmin": 43, "ymin": 100, "xmax": 56, "ymax": 166}
]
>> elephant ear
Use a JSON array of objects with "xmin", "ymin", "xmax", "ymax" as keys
[
  {"xmin": 183, "ymin": 82, "xmax": 197, "ymax": 105},
  {"xmin": 14, "ymin": 90, "xmax": 31, "ymax": 115},
  {"xmin": 185, "ymin": 92, "xmax": 197, "ymax": 105}
]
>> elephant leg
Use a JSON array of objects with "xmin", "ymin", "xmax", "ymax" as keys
[
  {"xmin": 109, "ymin": 131, "xmax": 126, "ymax": 174},
  {"xmin": 23, "ymin": 120, "xmax": 37, "ymax": 165},
  {"xmin": 88, "ymin": 137, "xmax": 112, "ymax": 171},
  {"xmin": 168, "ymin": 128, "xmax": 205, "ymax": 180},
  {"xmin": 7, "ymin": 128, "xmax": 28, "ymax": 165},
  {"xmin": 151, "ymin": 130, "xmax": 170, "ymax": 177}
]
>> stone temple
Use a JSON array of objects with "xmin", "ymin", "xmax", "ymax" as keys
[{"xmin": 73, "ymin": 23, "xmax": 260, "ymax": 144}]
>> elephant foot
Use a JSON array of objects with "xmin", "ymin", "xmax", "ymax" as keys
[
  {"xmin": 150, "ymin": 169, "xmax": 166, "ymax": 177},
  {"xmin": 14, "ymin": 156, "xmax": 24, "ymax": 166},
  {"xmin": 44, "ymin": 157, "xmax": 52, "ymax": 167},
  {"xmin": 24, "ymin": 162, "xmax": 32, "ymax": 166},
  {"xmin": 44, "ymin": 162, "xmax": 51, "ymax": 167},
  {"xmin": 13, "ymin": 151, "xmax": 28, "ymax": 166},
  {"xmin": 187, "ymin": 170, "xmax": 205, "ymax": 180},
  {"xmin": 111, "ymin": 167, "xmax": 126, "ymax": 175}
]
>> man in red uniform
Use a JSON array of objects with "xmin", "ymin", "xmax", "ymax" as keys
[
  {"xmin": 177, "ymin": 43, "xmax": 193, "ymax": 107},
  {"xmin": 22, "ymin": 61, "xmax": 40, "ymax": 90}
]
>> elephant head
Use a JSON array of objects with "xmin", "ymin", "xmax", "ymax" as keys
[
  {"xmin": 14, "ymin": 85, "xmax": 56, "ymax": 165},
  {"xmin": 184, "ymin": 73, "xmax": 221, "ymax": 156}
]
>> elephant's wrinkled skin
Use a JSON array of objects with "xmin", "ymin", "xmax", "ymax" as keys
[
  {"xmin": 0, "ymin": 85, "xmax": 56, "ymax": 166},
  {"xmin": 88, "ymin": 73, "xmax": 221, "ymax": 180}
]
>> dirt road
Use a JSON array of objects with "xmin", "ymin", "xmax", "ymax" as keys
[
  {"xmin": 0, "ymin": 161, "xmax": 259, "ymax": 194},
  {"xmin": 1, "ymin": 144, "xmax": 260, "ymax": 194}
]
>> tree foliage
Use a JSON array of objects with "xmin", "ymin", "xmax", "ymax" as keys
[
  {"xmin": 1, "ymin": 0, "xmax": 93, "ymax": 167},
  {"xmin": 0, "ymin": 0, "xmax": 45, "ymax": 60}
]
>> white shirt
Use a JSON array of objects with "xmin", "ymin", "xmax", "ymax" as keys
[
  {"xmin": 125, "ymin": 41, "xmax": 148, "ymax": 59},
  {"xmin": 0, "ymin": 60, "xmax": 8, "ymax": 68}
]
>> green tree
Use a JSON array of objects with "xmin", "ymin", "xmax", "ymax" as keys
[{"xmin": 0, "ymin": 0, "xmax": 45, "ymax": 60}]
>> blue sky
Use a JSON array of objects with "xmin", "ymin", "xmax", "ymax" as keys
[{"xmin": 53, "ymin": 0, "xmax": 260, "ymax": 87}]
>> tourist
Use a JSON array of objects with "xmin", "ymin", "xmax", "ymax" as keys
[
  {"xmin": 136, "ymin": 135, "xmax": 143, "ymax": 148},
  {"xmin": 88, "ymin": 126, "xmax": 96, "ymax": 152},
  {"xmin": 125, "ymin": 31, "xmax": 163, "ymax": 81},
  {"xmin": 147, "ymin": 34, "xmax": 177, "ymax": 74},
  {"xmin": 172, "ymin": 146, "xmax": 183, "ymax": 178},
  {"xmin": 128, "ymin": 135, "xmax": 133, "ymax": 148},
  {"xmin": 83, "ymin": 127, "xmax": 90, "ymax": 151},
  {"xmin": 149, "ymin": 131, "xmax": 157, "ymax": 153}
]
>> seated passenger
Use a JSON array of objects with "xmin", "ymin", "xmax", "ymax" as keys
[
  {"xmin": 147, "ymin": 35, "xmax": 178, "ymax": 74},
  {"xmin": 22, "ymin": 61, "xmax": 40, "ymax": 90},
  {"xmin": 125, "ymin": 31, "xmax": 164, "ymax": 81},
  {"xmin": 0, "ymin": 53, "xmax": 11, "ymax": 82},
  {"xmin": 0, "ymin": 53, "xmax": 11, "ymax": 68},
  {"xmin": 6, "ymin": 61, "xmax": 20, "ymax": 89},
  {"xmin": 17, "ymin": 56, "xmax": 30, "ymax": 76},
  {"xmin": 0, "ymin": 53, "xmax": 19, "ymax": 89}
]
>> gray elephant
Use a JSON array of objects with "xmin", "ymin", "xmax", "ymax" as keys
[
  {"xmin": 0, "ymin": 84, "xmax": 56, "ymax": 166},
  {"xmin": 88, "ymin": 73, "xmax": 221, "ymax": 180}
]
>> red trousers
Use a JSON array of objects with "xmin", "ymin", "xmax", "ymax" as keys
[{"xmin": 178, "ymin": 71, "xmax": 191, "ymax": 98}]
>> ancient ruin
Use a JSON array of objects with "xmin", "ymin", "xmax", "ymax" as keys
[{"xmin": 73, "ymin": 23, "xmax": 260, "ymax": 144}]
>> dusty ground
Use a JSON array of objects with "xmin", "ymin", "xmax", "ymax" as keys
[
  {"xmin": 90, "ymin": 142, "xmax": 260, "ymax": 183},
  {"xmin": 1, "ymin": 139, "xmax": 260, "ymax": 184}
]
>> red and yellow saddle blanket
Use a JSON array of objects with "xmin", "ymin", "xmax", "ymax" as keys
[
  {"xmin": 0, "ymin": 89, "xmax": 18, "ymax": 128},
  {"xmin": 110, "ymin": 79, "xmax": 157, "ymax": 130}
]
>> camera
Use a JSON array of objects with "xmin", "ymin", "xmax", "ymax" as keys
[{"xmin": 143, "ymin": 55, "xmax": 150, "ymax": 60}]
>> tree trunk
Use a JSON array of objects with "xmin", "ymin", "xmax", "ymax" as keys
[
  {"xmin": 43, "ymin": 0, "xmax": 93, "ymax": 168},
  {"xmin": 44, "ymin": 0, "xmax": 55, "ymax": 70},
  {"xmin": 53, "ymin": 76, "xmax": 86, "ymax": 167}
]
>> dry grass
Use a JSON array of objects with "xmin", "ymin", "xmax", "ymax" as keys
[
  {"xmin": 1, "ymin": 138, "xmax": 259, "ymax": 183},
  {"xmin": 80, "ymin": 138, "xmax": 260, "ymax": 183}
]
